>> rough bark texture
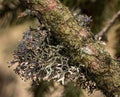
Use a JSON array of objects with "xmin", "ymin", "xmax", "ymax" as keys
[{"xmin": 19, "ymin": 0, "xmax": 120, "ymax": 96}]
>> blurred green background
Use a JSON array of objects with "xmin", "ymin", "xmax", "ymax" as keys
[{"xmin": 0, "ymin": 0, "xmax": 120, "ymax": 97}]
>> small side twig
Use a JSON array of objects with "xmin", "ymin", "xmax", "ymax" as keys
[{"xmin": 96, "ymin": 10, "xmax": 120, "ymax": 40}]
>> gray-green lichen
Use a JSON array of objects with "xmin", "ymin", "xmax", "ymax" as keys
[{"xmin": 9, "ymin": 25, "xmax": 96, "ymax": 93}]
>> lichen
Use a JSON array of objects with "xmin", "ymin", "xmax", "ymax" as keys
[{"xmin": 9, "ymin": 25, "xmax": 96, "ymax": 93}]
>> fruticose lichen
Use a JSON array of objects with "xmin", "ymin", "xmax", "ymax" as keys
[{"xmin": 9, "ymin": 24, "xmax": 96, "ymax": 92}]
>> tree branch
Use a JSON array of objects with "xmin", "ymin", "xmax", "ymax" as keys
[
  {"xmin": 96, "ymin": 10, "xmax": 120, "ymax": 41},
  {"xmin": 17, "ymin": 0, "xmax": 120, "ymax": 96}
]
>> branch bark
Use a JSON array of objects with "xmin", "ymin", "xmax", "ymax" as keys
[{"xmin": 19, "ymin": 0, "xmax": 120, "ymax": 96}]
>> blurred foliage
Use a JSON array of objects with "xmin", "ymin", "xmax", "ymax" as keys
[
  {"xmin": 63, "ymin": 82, "xmax": 83, "ymax": 97},
  {"xmin": 32, "ymin": 80, "xmax": 54, "ymax": 97},
  {"xmin": 33, "ymin": 81, "xmax": 83, "ymax": 97},
  {"xmin": 0, "ymin": 0, "xmax": 34, "ymax": 28},
  {"xmin": 115, "ymin": 27, "xmax": 120, "ymax": 58},
  {"xmin": 0, "ymin": 70, "xmax": 17, "ymax": 97}
]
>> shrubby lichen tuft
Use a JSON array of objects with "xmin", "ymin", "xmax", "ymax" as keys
[
  {"xmin": 71, "ymin": 9, "xmax": 92, "ymax": 31},
  {"xmin": 9, "ymin": 24, "xmax": 96, "ymax": 92}
]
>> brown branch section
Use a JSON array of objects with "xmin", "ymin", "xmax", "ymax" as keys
[
  {"xmin": 96, "ymin": 10, "xmax": 120, "ymax": 40},
  {"xmin": 20, "ymin": 0, "xmax": 120, "ymax": 96}
]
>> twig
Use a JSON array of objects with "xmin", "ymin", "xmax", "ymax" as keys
[{"xmin": 96, "ymin": 10, "xmax": 120, "ymax": 40}]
